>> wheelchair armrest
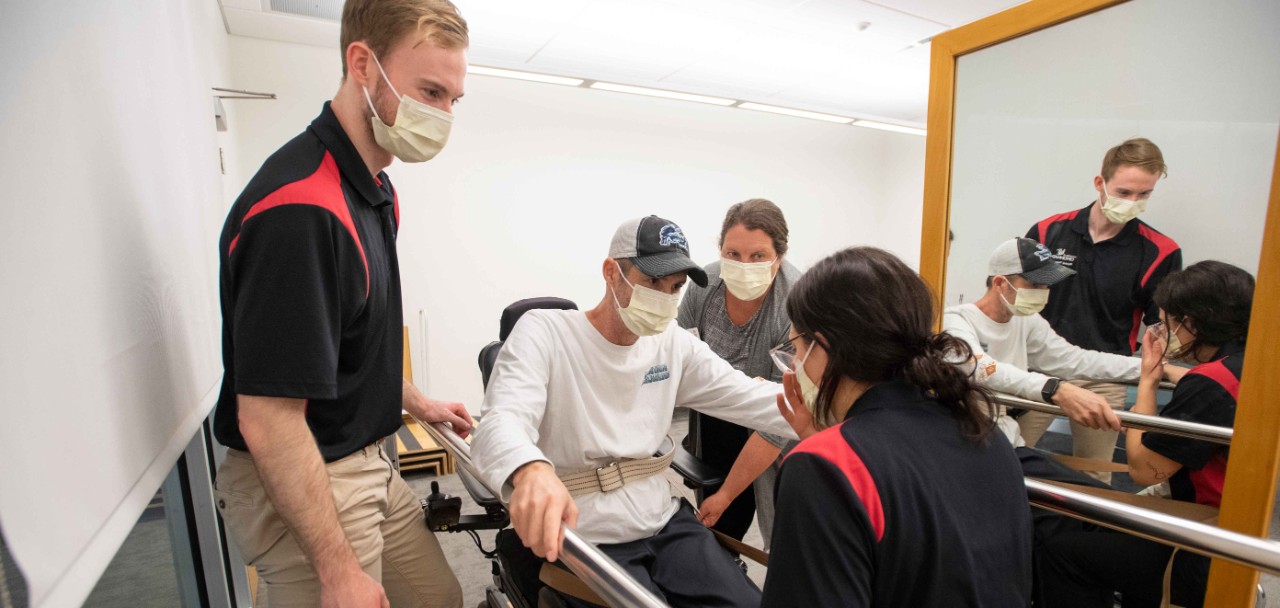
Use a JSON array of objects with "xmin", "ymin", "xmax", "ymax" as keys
[
  {"xmin": 457, "ymin": 463, "xmax": 504, "ymax": 509},
  {"xmin": 671, "ymin": 443, "xmax": 725, "ymax": 488}
]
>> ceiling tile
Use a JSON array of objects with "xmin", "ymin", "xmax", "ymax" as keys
[{"xmin": 866, "ymin": 0, "xmax": 1026, "ymax": 29}]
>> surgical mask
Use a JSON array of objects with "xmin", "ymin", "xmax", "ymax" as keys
[
  {"xmin": 1100, "ymin": 181, "xmax": 1148, "ymax": 225},
  {"xmin": 362, "ymin": 52, "xmax": 453, "ymax": 163},
  {"xmin": 794, "ymin": 343, "xmax": 820, "ymax": 415},
  {"xmin": 999, "ymin": 279, "xmax": 1049, "ymax": 316},
  {"xmin": 720, "ymin": 258, "xmax": 775, "ymax": 301},
  {"xmin": 609, "ymin": 263, "xmax": 681, "ymax": 337},
  {"xmin": 1161, "ymin": 321, "xmax": 1192, "ymax": 361}
]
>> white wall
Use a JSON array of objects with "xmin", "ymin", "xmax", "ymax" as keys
[
  {"xmin": 944, "ymin": 0, "xmax": 1279, "ymax": 305},
  {"xmin": 225, "ymin": 35, "xmax": 925, "ymax": 414},
  {"xmin": 0, "ymin": 0, "xmax": 235, "ymax": 605}
]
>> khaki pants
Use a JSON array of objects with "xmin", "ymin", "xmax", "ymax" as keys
[
  {"xmin": 214, "ymin": 441, "xmax": 463, "ymax": 608},
  {"xmin": 1019, "ymin": 380, "xmax": 1129, "ymax": 484}
]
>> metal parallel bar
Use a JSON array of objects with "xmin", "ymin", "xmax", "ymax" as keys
[
  {"xmin": 211, "ymin": 87, "xmax": 276, "ymax": 99},
  {"xmin": 1027, "ymin": 479, "xmax": 1280, "ymax": 576},
  {"xmin": 995, "ymin": 393, "xmax": 1232, "ymax": 445},
  {"xmin": 420, "ymin": 421, "xmax": 670, "ymax": 608}
]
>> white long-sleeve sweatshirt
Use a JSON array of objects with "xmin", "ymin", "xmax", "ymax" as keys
[
  {"xmin": 471, "ymin": 309, "xmax": 797, "ymax": 545},
  {"xmin": 943, "ymin": 303, "xmax": 1141, "ymax": 401}
]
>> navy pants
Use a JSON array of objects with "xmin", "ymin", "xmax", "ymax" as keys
[
  {"xmin": 502, "ymin": 500, "xmax": 760, "ymax": 607},
  {"xmin": 1018, "ymin": 448, "xmax": 1209, "ymax": 608}
]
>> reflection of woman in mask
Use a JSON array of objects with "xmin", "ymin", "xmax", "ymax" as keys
[
  {"xmin": 1036, "ymin": 260, "xmax": 1254, "ymax": 608},
  {"xmin": 677, "ymin": 199, "xmax": 802, "ymax": 547},
  {"xmin": 760, "ymin": 247, "xmax": 1032, "ymax": 607}
]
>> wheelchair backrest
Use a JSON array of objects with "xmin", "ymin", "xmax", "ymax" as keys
[{"xmin": 478, "ymin": 297, "xmax": 578, "ymax": 390}]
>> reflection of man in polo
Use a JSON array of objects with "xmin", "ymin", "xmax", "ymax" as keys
[
  {"xmin": 943, "ymin": 238, "xmax": 1144, "ymax": 449},
  {"xmin": 1025, "ymin": 138, "xmax": 1181, "ymax": 481},
  {"xmin": 473, "ymin": 215, "xmax": 797, "ymax": 606}
]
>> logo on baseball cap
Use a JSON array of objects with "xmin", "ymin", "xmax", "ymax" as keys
[{"xmin": 988, "ymin": 237, "xmax": 1076, "ymax": 286}]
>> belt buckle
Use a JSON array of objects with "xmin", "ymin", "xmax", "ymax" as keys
[{"xmin": 595, "ymin": 461, "xmax": 624, "ymax": 492}]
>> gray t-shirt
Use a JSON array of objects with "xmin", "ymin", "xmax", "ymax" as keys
[{"xmin": 678, "ymin": 259, "xmax": 803, "ymax": 448}]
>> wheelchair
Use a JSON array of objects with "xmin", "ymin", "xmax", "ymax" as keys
[{"xmin": 423, "ymin": 296, "xmax": 768, "ymax": 608}]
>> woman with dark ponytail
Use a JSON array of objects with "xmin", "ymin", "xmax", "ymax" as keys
[{"xmin": 760, "ymin": 247, "xmax": 1032, "ymax": 608}]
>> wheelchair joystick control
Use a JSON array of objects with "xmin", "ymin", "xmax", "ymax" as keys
[{"xmin": 423, "ymin": 480, "xmax": 462, "ymax": 531}]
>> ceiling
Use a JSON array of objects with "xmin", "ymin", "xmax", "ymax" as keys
[{"xmin": 218, "ymin": 0, "xmax": 1025, "ymax": 127}]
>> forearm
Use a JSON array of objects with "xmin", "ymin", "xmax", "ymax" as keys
[
  {"xmin": 1126, "ymin": 373, "xmax": 1173, "ymax": 485},
  {"xmin": 714, "ymin": 433, "xmax": 782, "ymax": 501},
  {"xmin": 984, "ymin": 356, "xmax": 1051, "ymax": 402},
  {"xmin": 239, "ymin": 395, "xmax": 358, "ymax": 583}
]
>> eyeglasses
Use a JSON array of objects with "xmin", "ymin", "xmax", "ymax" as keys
[{"xmin": 769, "ymin": 334, "xmax": 807, "ymax": 373}]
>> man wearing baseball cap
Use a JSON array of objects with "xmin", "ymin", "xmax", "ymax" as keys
[
  {"xmin": 472, "ymin": 216, "xmax": 795, "ymax": 605},
  {"xmin": 943, "ymin": 238, "xmax": 1154, "ymax": 453}
]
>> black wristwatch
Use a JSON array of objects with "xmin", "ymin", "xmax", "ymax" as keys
[{"xmin": 1042, "ymin": 377, "xmax": 1062, "ymax": 404}]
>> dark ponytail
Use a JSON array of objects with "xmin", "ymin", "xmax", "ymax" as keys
[{"xmin": 787, "ymin": 247, "xmax": 996, "ymax": 441}]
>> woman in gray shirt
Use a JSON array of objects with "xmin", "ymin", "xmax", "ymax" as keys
[{"xmin": 677, "ymin": 198, "xmax": 801, "ymax": 547}]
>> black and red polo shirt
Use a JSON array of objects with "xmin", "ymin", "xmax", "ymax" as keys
[
  {"xmin": 761, "ymin": 381, "xmax": 1032, "ymax": 608},
  {"xmin": 1142, "ymin": 339, "xmax": 1245, "ymax": 508},
  {"xmin": 1027, "ymin": 203, "xmax": 1181, "ymax": 355},
  {"xmin": 214, "ymin": 102, "xmax": 404, "ymax": 462}
]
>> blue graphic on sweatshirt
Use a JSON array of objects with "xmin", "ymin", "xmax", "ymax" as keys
[{"xmin": 642, "ymin": 364, "xmax": 671, "ymax": 384}]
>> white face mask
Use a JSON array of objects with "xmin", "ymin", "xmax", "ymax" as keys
[
  {"xmin": 999, "ymin": 279, "xmax": 1050, "ymax": 316},
  {"xmin": 609, "ymin": 262, "xmax": 681, "ymax": 337},
  {"xmin": 362, "ymin": 52, "xmax": 453, "ymax": 163},
  {"xmin": 794, "ymin": 340, "xmax": 821, "ymax": 414},
  {"xmin": 720, "ymin": 258, "xmax": 776, "ymax": 301},
  {"xmin": 1100, "ymin": 181, "xmax": 1148, "ymax": 225}
]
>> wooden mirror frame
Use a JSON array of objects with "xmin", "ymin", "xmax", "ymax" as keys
[{"xmin": 918, "ymin": 0, "xmax": 1280, "ymax": 604}]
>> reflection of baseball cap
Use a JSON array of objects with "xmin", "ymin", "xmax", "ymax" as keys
[
  {"xmin": 988, "ymin": 237, "xmax": 1076, "ymax": 286},
  {"xmin": 609, "ymin": 216, "xmax": 708, "ymax": 287}
]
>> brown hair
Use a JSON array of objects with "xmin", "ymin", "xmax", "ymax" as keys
[
  {"xmin": 786, "ymin": 247, "xmax": 996, "ymax": 439},
  {"xmin": 340, "ymin": 0, "xmax": 469, "ymax": 77},
  {"xmin": 719, "ymin": 199, "xmax": 789, "ymax": 256},
  {"xmin": 1100, "ymin": 138, "xmax": 1167, "ymax": 180}
]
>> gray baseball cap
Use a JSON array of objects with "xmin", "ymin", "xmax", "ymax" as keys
[
  {"xmin": 988, "ymin": 237, "xmax": 1076, "ymax": 286},
  {"xmin": 608, "ymin": 216, "xmax": 708, "ymax": 287}
]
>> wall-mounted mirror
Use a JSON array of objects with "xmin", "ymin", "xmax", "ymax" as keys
[
  {"xmin": 945, "ymin": 0, "xmax": 1278, "ymax": 306},
  {"xmin": 920, "ymin": 0, "xmax": 1280, "ymax": 605}
]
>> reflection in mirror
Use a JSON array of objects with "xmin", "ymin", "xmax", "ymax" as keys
[
  {"xmin": 945, "ymin": 0, "xmax": 1279, "ymax": 310},
  {"xmin": 939, "ymin": 0, "xmax": 1279, "ymax": 600}
]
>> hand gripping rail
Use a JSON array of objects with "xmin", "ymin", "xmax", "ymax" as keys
[
  {"xmin": 995, "ymin": 393, "xmax": 1232, "ymax": 446},
  {"xmin": 1027, "ymin": 478, "xmax": 1280, "ymax": 576},
  {"xmin": 417, "ymin": 420, "xmax": 671, "ymax": 608}
]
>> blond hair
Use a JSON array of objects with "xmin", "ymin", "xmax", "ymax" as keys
[
  {"xmin": 1100, "ymin": 138, "xmax": 1167, "ymax": 180},
  {"xmin": 340, "ymin": 0, "xmax": 469, "ymax": 77}
]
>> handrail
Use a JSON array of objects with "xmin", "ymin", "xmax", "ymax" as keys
[
  {"xmin": 419, "ymin": 420, "xmax": 671, "ymax": 608},
  {"xmin": 1027, "ymin": 478, "xmax": 1280, "ymax": 576},
  {"xmin": 995, "ymin": 393, "xmax": 1232, "ymax": 446}
]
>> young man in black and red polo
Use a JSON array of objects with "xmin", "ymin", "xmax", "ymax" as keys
[
  {"xmin": 213, "ymin": 2, "xmax": 473, "ymax": 606},
  {"xmin": 1023, "ymin": 138, "xmax": 1182, "ymax": 482}
]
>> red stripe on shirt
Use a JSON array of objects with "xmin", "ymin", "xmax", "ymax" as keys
[
  {"xmin": 789, "ymin": 425, "xmax": 885, "ymax": 542},
  {"xmin": 1033, "ymin": 210, "xmax": 1081, "ymax": 243},
  {"xmin": 1187, "ymin": 359, "xmax": 1240, "ymax": 400},
  {"xmin": 1137, "ymin": 225, "xmax": 1179, "ymax": 287},
  {"xmin": 230, "ymin": 152, "xmax": 369, "ymax": 297},
  {"xmin": 1128, "ymin": 308, "xmax": 1144, "ymax": 353},
  {"xmin": 1190, "ymin": 453, "xmax": 1228, "ymax": 508}
]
